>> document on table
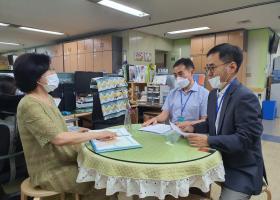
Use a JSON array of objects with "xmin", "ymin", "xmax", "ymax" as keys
[
  {"xmin": 90, "ymin": 127, "xmax": 142, "ymax": 153},
  {"xmin": 89, "ymin": 127, "xmax": 131, "ymax": 136},
  {"xmin": 139, "ymin": 124, "xmax": 172, "ymax": 134},
  {"xmin": 90, "ymin": 136, "xmax": 141, "ymax": 153}
]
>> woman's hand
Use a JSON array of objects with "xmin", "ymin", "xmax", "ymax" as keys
[
  {"xmin": 94, "ymin": 131, "xmax": 117, "ymax": 141},
  {"xmin": 79, "ymin": 127, "xmax": 90, "ymax": 133}
]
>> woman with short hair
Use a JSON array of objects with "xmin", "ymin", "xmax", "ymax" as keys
[{"xmin": 14, "ymin": 53, "xmax": 116, "ymax": 200}]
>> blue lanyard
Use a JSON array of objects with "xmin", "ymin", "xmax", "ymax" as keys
[
  {"xmin": 180, "ymin": 90, "xmax": 193, "ymax": 116},
  {"xmin": 216, "ymin": 83, "xmax": 232, "ymax": 117}
]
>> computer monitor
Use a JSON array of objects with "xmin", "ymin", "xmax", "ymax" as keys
[{"xmin": 74, "ymin": 71, "xmax": 103, "ymax": 95}]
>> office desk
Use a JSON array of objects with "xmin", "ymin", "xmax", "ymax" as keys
[
  {"xmin": 76, "ymin": 124, "xmax": 225, "ymax": 199},
  {"xmin": 63, "ymin": 109, "xmax": 92, "ymax": 126},
  {"xmin": 137, "ymin": 102, "xmax": 163, "ymax": 123}
]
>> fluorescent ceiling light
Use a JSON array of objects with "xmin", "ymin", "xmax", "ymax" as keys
[
  {"xmin": 98, "ymin": 0, "xmax": 149, "ymax": 17},
  {"xmin": 0, "ymin": 22, "xmax": 10, "ymax": 27},
  {"xmin": 0, "ymin": 42, "xmax": 20, "ymax": 46},
  {"xmin": 19, "ymin": 27, "xmax": 64, "ymax": 35},
  {"xmin": 167, "ymin": 27, "xmax": 210, "ymax": 34}
]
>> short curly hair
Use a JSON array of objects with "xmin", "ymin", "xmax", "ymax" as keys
[{"xmin": 13, "ymin": 53, "xmax": 50, "ymax": 93}]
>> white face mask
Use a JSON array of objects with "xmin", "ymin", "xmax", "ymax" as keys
[
  {"xmin": 41, "ymin": 73, "xmax": 59, "ymax": 93},
  {"xmin": 208, "ymin": 76, "xmax": 223, "ymax": 89},
  {"xmin": 176, "ymin": 77, "xmax": 190, "ymax": 89}
]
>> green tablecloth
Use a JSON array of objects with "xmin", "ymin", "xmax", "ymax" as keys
[{"xmin": 78, "ymin": 124, "xmax": 223, "ymax": 181}]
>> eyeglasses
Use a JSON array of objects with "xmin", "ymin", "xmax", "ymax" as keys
[{"xmin": 205, "ymin": 62, "xmax": 231, "ymax": 74}]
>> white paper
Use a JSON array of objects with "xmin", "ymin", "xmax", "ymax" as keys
[
  {"xmin": 139, "ymin": 124, "xmax": 171, "ymax": 134},
  {"xmin": 89, "ymin": 127, "xmax": 131, "ymax": 137},
  {"xmin": 91, "ymin": 136, "xmax": 141, "ymax": 153},
  {"xmin": 169, "ymin": 121, "xmax": 190, "ymax": 137}
]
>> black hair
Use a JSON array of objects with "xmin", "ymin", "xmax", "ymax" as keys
[
  {"xmin": 13, "ymin": 53, "xmax": 50, "ymax": 93},
  {"xmin": 207, "ymin": 43, "xmax": 243, "ymax": 72},
  {"xmin": 173, "ymin": 58, "xmax": 194, "ymax": 69},
  {"xmin": 0, "ymin": 75, "xmax": 16, "ymax": 95}
]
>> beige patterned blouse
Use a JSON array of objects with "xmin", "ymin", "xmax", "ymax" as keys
[{"xmin": 17, "ymin": 95, "xmax": 79, "ymax": 191}]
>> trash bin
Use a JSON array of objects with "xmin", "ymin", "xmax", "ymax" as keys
[{"xmin": 262, "ymin": 100, "xmax": 277, "ymax": 120}]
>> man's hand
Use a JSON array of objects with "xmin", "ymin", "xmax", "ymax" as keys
[
  {"xmin": 181, "ymin": 125, "xmax": 194, "ymax": 133},
  {"xmin": 186, "ymin": 133, "xmax": 209, "ymax": 147},
  {"xmin": 176, "ymin": 121, "xmax": 192, "ymax": 129},
  {"xmin": 142, "ymin": 117, "xmax": 158, "ymax": 127}
]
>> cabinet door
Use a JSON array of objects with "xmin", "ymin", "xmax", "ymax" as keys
[
  {"xmin": 228, "ymin": 30, "xmax": 244, "ymax": 50},
  {"xmin": 191, "ymin": 55, "xmax": 202, "ymax": 73},
  {"xmin": 191, "ymin": 37, "xmax": 203, "ymax": 55},
  {"xmin": 70, "ymin": 55, "xmax": 78, "ymax": 72},
  {"xmin": 215, "ymin": 32, "xmax": 229, "ymax": 45},
  {"xmin": 63, "ymin": 55, "xmax": 71, "ymax": 72},
  {"xmin": 102, "ymin": 51, "xmax": 112, "ymax": 73},
  {"xmin": 102, "ymin": 36, "xmax": 112, "ymax": 51},
  {"xmin": 202, "ymin": 35, "xmax": 215, "ymax": 54},
  {"xmin": 93, "ymin": 37, "xmax": 102, "ymax": 52},
  {"xmin": 93, "ymin": 52, "xmax": 103, "ymax": 72},
  {"xmin": 84, "ymin": 39, "xmax": 93, "ymax": 53},
  {"xmin": 64, "ymin": 42, "xmax": 77, "ymax": 55},
  {"xmin": 64, "ymin": 55, "xmax": 77, "ymax": 72},
  {"xmin": 77, "ymin": 54, "xmax": 86, "ymax": 71},
  {"xmin": 51, "ymin": 56, "xmax": 64, "ymax": 72},
  {"xmin": 51, "ymin": 44, "xmax": 63, "ymax": 57},
  {"xmin": 201, "ymin": 55, "xmax": 207, "ymax": 74},
  {"xmin": 85, "ymin": 53, "xmax": 94, "ymax": 71},
  {"xmin": 77, "ymin": 40, "xmax": 86, "ymax": 54}
]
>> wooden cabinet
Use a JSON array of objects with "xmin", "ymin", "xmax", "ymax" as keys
[
  {"xmin": 191, "ymin": 37, "xmax": 203, "ymax": 55},
  {"xmin": 78, "ymin": 53, "xmax": 94, "ymax": 71},
  {"xmin": 78, "ymin": 39, "xmax": 93, "ymax": 54},
  {"xmin": 37, "ymin": 45, "xmax": 63, "ymax": 72},
  {"xmin": 93, "ymin": 51, "xmax": 112, "ymax": 73},
  {"xmin": 36, "ymin": 44, "xmax": 63, "ymax": 57},
  {"xmin": 64, "ymin": 42, "xmax": 77, "ymax": 55},
  {"xmin": 85, "ymin": 53, "xmax": 94, "ymax": 71},
  {"xmin": 191, "ymin": 55, "xmax": 207, "ymax": 73},
  {"xmin": 102, "ymin": 51, "xmax": 113, "ymax": 73},
  {"xmin": 191, "ymin": 35, "xmax": 215, "ymax": 55},
  {"xmin": 191, "ymin": 30, "xmax": 247, "ymax": 85},
  {"xmin": 228, "ymin": 30, "xmax": 246, "ymax": 50},
  {"xmin": 93, "ymin": 35, "xmax": 112, "ymax": 52},
  {"xmin": 215, "ymin": 32, "xmax": 229, "ymax": 45},
  {"xmin": 202, "ymin": 35, "xmax": 215, "ymax": 54},
  {"xmin": 64, "ymin": 55, "xmax": 77, "ymax": 72},
  {"xmin": 215, "ymin": 30, "xmax": 246, "ymax": 50},
  {"xmin": 51, "ymin": 56, "xmax": 63, "ymax": 72},
  {"xmin": 191, "ymin": 55, "xmax": 202, "ymax": 73}
]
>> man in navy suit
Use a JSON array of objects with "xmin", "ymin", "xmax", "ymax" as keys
[{"xmin": 183, "ymin": 43, "xmax": 265, "ymax": 200}]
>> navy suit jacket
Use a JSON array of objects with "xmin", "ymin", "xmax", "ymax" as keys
[{"xmin": 194, "ymin": 78, "xmax": 264, "ymax": 195}]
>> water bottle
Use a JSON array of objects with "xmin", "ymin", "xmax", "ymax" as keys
[{"xmin": 124, "ymin": 101, "xmax": 132, "ymax": 132}]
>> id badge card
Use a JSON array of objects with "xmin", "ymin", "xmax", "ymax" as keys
[{"xmin": 177, "ymin": 116, "xmax": 185, "ymax": 122}]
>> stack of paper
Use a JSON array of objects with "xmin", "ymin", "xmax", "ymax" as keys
[
  {"xmin": 90, "ymin": 128, "xmax": 142, "ymax": 153},
  {"xmin": 169, "ymin": 121, "xmax": 190, "ymax": 137},
  {"xmin": 139, "ymin": 124, "xmax": 171, "ymax": 134}
]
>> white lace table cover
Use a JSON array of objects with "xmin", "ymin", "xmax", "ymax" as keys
[{"xmin": 77, "ymin": 163, "xmax": 225, "ymax": 199}]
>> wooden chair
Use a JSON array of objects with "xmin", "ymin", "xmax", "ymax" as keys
[
  {"xmin": 21, "ymin": 178, "xmax": 80, "ymax": 200},
  {"xmin": 262, "ymin": 182, "xmax": 272, "ymax": 200}
]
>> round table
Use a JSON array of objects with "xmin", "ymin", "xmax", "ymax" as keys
[{"xmin": 77, "ymin": 124, "xmax": 225, "ymax": 199}]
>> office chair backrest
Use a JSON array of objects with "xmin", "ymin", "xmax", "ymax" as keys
[
  {"xmin": 91, "ymin": 88, "xmax": 125, "ymax": 129},
  {"xmin": 0, "ymin": 94, "xmax": 24, "ymax": 119},
  {"xmin": 0, "ymin": 124, "xmax": 10, "ymax": 172}
]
